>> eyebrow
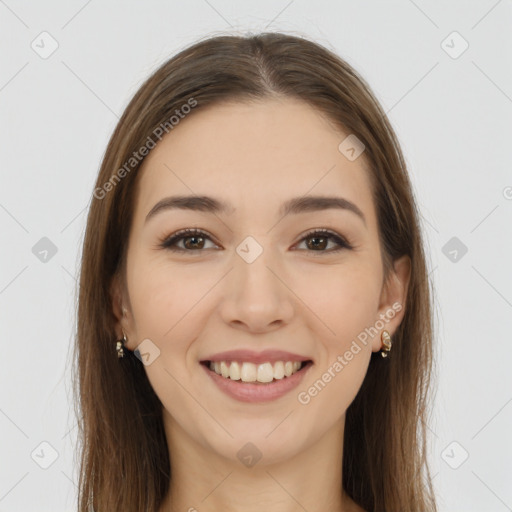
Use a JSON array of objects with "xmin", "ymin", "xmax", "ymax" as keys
[{"xmin": 145, "ymin": 194, "xmax": 366, "ymax": 226}]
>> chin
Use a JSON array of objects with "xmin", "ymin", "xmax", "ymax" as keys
[{"xmin": 206, "ymin": 419, "xmax": 314, "ymax": 467}]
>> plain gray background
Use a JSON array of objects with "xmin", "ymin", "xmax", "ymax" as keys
[{"xmin": 1, "ymin": 1, "xmax": 511, "ymax": 511}]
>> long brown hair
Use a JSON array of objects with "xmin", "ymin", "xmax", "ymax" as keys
[{"xmin": 72, "ymin": 32, "xmax": 438, "ymax": 511}]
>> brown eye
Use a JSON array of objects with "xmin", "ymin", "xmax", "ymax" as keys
[
  {"xmin": 160, "ymin": 228, "xmax": 352, "ymax": 254},
  {"xmin": 305, "ymin": 234, "xmax": 328, "ymax": 250},
  {"xmin": 160, "ymin": 229, "xmax": 217, "ymax": 252},
  {"xmin": 296, "ymin": 229, "xmax": 352, "ymax": 253},
  {"xmin": 182, "ymin": 235, "xmax": 205, "ymax": 250}
]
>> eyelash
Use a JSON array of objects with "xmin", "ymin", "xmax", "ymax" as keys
[{"xmin": 159, "ymin": 228, "xmax": 353, "ymax": 255}]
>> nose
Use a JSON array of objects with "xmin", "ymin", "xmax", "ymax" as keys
[{"xmin": 219, "ymin": 245, "xmax": 295, "ymax": 333}]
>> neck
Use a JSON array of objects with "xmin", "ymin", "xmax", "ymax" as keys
[{"xmin": 159, "ymin": 409, "xmax": 360, "ymax": 512}]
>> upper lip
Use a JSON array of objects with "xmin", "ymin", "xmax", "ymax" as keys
[{"xmin": 201, "ymin": 349, "xmax": 313, "ymax": 365}]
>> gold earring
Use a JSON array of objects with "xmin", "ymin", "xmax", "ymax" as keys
[
  {"xmin": 380, "ymin": 330, "xmax": 392, "ymax": 357},
  {"xmin": 116, "ymin": 331, "xmax": 127, "ymax": 359}
]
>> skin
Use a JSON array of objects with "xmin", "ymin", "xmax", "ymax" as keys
[{"xmin": 111, "ymin": 97, "xmax": 410, "ymax": 512}]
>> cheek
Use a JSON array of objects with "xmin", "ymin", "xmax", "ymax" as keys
[
  {"xmin": 294, "ymin": 264, "xmax": 380, "ymax": 404},
  {"xmin": 297, "ymin": 344, "xmax": 371, "ymax": 425},
  {"xmin": 294, "ymin": 261, "xmax": 381, "ymax": 340},
  {"xmin": 128, "ymin": 254, "xmax": 204, "ymax": 337},
  {"xmin": 126, "ymin": 255, "xmax": 223, "ymax": 381},
  {"xmin": 126, "ymin": 258, "xmax": 213, "ymax": 429}
]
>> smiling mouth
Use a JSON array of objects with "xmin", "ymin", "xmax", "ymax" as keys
[{"xmin": 200, "ymin": 360, "xmax": 313, "ymax": 384}]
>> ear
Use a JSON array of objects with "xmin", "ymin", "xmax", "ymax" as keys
[
  {"xmin": 372, "ymin": 254, "xmax": 411, "ymax": 353},
  {"xmin": 109, "ymin": 272, "xmax": 136, "ymax": 350}
]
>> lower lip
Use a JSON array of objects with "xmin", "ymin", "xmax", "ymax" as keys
[{"xmin": 201, "ymin": 362, "xmax": 313, "ymax": 403}]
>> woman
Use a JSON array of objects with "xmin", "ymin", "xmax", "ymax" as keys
[{"xmin": 73, "ymin": 32, "xmax": 438, "ymax": 511}]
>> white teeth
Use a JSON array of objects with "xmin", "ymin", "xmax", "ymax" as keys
[
  {"xmin": 240, "ymin": 362, "xmax": 257, "ymax": 382},
  {"xmin": 273, "ymin": 361, "xmax": 285, "ymax": 379},
  {"xmin": 229, "ymin": 361, "xmax": 241, "ymax": 380},
  {"xmin": 220, "ymin": 361, "xmax": 230, "ymax": 378},
  {"xmin": 207, "ymin": 360, "xmax": 306, "ymax": 382},
  {"xmin": 257, "ymin": 362, "xmax": 274, "ymax": 383}
]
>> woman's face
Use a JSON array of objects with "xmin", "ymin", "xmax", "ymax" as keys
[{"xmin": 112, "ymin": 98, "xmax": 410, "ymax": 465}]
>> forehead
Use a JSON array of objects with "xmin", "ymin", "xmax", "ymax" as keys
[{"xmin": 133, "ymin": 98, "xmax": 376, "ymax": 228}]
